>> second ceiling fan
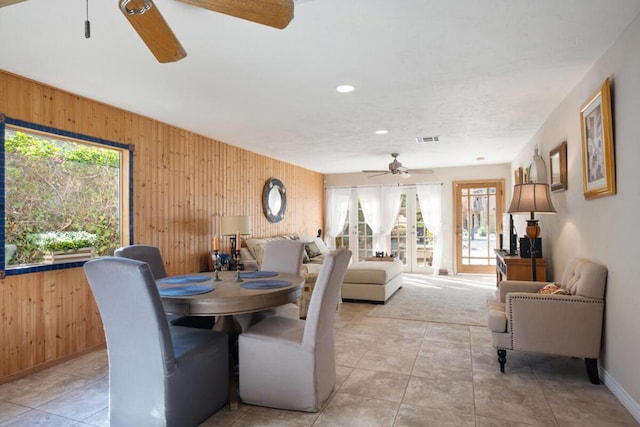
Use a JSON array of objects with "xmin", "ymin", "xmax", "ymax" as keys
[{"xmin": 363, "ymin": 153, "xmax": 434, "ymax": 177}]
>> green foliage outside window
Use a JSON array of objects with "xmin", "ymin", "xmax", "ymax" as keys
[{"xmin": 5, "ymin": 130, "xmax": 121, "ymax": 265}]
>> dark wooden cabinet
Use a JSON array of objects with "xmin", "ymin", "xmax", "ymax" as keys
[{"xmin": 495, "ymin": 250, "xmax": 546, "ymax": 285}]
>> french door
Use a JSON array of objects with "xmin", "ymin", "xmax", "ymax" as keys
[
  {"xmin": 454, "ymin": 180, "xmax": 504, "ymax": 274},
  {"xmin": 391, "ymin": 190, "xmax": 433, "ymax": 273},
  {"xmin": 333, "ymin": 188, "xmax": 433, "ymax": 272}
]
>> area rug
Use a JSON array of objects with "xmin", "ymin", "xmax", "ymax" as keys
[{"xmin": 367, "ymin": 273, "xmax": 496, "ymax": 326}]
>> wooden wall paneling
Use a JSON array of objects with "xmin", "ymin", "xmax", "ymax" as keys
[{"xmin": 0, "ymin": 69, "xmax": 324, "ymax": 382}]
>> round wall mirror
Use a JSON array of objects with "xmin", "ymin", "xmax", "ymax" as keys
[{"xmin": 262, "ymin": 178, "xmax": 286, "ymax": 223}]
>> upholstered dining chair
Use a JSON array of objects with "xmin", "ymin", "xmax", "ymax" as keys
[
  {"xmin": 115, "ymin": 244, "xmax": 215, "ymax": 329},
  {"xmin": 84, "ymin": 257, "xmax": 229, "ymax": 426},
  {"xmin": 487, "ymin": 257, "xmax": 608, "ymax": 384},
  {"xmin": 238, "ymin": 248, "xmax": 352, "ymax": 412},
  {"xmin": 235, "ymin": 239, "xmax": 305, "ymax": 331}
]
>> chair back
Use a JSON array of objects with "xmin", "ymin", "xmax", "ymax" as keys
[
  {"xmin": 261, "ymin": 239, "xmax": 305, "ymax": 275},
  {"xmin": 560, "ymin": 258, "xmax": 608, "ymax": 299},
  {"xmin": 114, "ymin": 244, "xmax": 167, "ymax": 279},
  {"xmin": 84, "ymin": 257, "xmax": 176, "ymax": 409},
  {"xmin": 303, "ymin": 248, "xmax": 351, "ymax": 346}
]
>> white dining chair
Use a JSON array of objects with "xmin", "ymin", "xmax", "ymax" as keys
[
  {"xmin": 235, "ymin": 239, "xmax": 305, "ymax": 331},
  {"xmin": 115, "ymin": 244, "xmax": 215, "ymax": 329},
  {"xmin": 84, "ymin": 257, "xmax": 229, "ymax": 426},
  {"xmin": 238, "ymin": 248, "xmax": 352, "ymax": 412}
]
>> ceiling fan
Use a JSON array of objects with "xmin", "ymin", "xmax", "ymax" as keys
[
  {"xmin": 363, "ymin": 153, "xmax": 434, "ymax": 177},
  {"xmin": 0, "ymin": 0, "xmax": 294, "ymax": 63}
]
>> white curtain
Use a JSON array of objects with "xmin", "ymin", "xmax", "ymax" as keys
[
  {"xmin": 324, "ymin": 188, "xmax": 351, "ymax": 248},
  {"xmin": 416, "ymin": 183, "xmax": 443, "ymax": 275},
  {"xmin": 380, "ymin": 186, "xmax": 403, "ymax": 254},
  {"xmin": 357, "ymin": 187, "xmax": 382, "ymax": 251}
]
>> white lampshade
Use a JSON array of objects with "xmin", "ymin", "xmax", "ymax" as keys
[
  {"xmin": 221, "ymin": 215, "xmax": 252, "ymax": 236},
  {"xmin": 507, "ymin": 183, "xmax": 557, "ymax": 214}
]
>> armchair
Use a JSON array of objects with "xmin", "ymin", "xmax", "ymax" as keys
[{"xmin": 487, "ymin": 257, "xmax": 607, "ymax": 384}]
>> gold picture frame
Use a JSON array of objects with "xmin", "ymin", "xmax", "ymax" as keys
[
  {"xmin": 580, "ymin": 78, "xmax": 615, "ymax": 199},
  {"xmin": 514, "ymin": 167, "xmax": 523, "ymax": 185},
  {"xmin": 549, "ymin": 141, "xmax": 567, "ymax": 192}
]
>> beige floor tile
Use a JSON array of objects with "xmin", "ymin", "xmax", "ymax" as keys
[
  {"xmin": 0, "ymin": 402, "xmax": 29, "ymax": 423},
  {"xmin": 474, "ymin": 415, "xmax": 539, "ymax": 426},
  {"xmin": 228, "ymin": 412, "xmax": 308, "ymax": 426},
  {"xmin": 469, "ymin": 325, "xmax": 493, "ymax": 347},
  {"xmin": 355, "ymin": 349, "xmax": 417, "ymax": 375},
  {"xmin": 338, "ymin": 368, "xmax": 409, "ymax": 403},
  {"xmin": 241, "ymin": 404, "xmax": 319, "ymax": 426},
  {"xmin": 0, "ymin": 371, "xmax": 93, "ymax": 408},
  {"xmin": 312, "ymin": 393, "xmax": 398, "ymax": 427},
  {"xmin": 423, "ymin": 322, "xmax": 471, "ymax": 344},
  {"xmin": 412, "ymin": 344, "xmax": 472, "ymax": 381},
  {"xmin": 395, "ymin": 403, "xmax": 475, "ymax": 427},
  {"xmin": 366, "ymin": 335, "xmax": 421, "ymax": 356},
  {"xmin": 0, "ymin": 408, "xmax": 80, "ymax": 426},
  {"xmin": 38, "ymin": 377, "xmax": 108, "ymax": 421},
  {"xmin": 402, "ymin": 376, "xmax": 474, "ymax": 414},
  {"xmin": 472, "ymin": 370, "xmax": 555, "ymax": 425}
]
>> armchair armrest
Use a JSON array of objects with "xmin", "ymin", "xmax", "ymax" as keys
[
  {"xmin": 497, "ymin": 280, "xmax": 549, "ymax": 302},
  {"xmin": 506, "ymin": 293, "xmax": 604, "ymax": 357}
]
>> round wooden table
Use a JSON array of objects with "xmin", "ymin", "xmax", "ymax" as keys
[
  {"xmin": 158, "ymin": 270, "xmax": 303, "ymax": 317},
  {"xmin": 158, "ymin": 270, "xmax": 304, "ymax": 410}
]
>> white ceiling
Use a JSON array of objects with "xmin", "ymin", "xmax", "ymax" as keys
[{"xmin": 1, "ymin": 0, "xmax": 640, "ymax": 174}]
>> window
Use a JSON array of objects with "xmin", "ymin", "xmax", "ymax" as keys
[
  {"xmin": 356, "ymin": 199, "xmax": 373, "ymax": 260},
  {"xmin": 1, "ymin": 116, "xmax": 133, "ymax": 275}
]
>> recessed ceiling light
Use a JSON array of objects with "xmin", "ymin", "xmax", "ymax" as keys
[
  {"xmin": 336, "ymin": 84, "xmax": 355, "ymax": 93},
  {"xmin": 476, "ymin": 156, "xmax": 485, "ymax": 161},
  {"xmin": 375, "ymin": 129, "xmax": 388, "ymax": 135}
]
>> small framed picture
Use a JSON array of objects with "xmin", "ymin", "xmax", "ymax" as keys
[
  {"xmin": 514, "ymin": 167, "xmax": 523, "ymax": 185},
  {"xmin": 549, "ymin": 141, "xmax": 567, "ymax": 192},
  {"xmin": 580, "ymin": 78, "xmax": 616, "ymax": 199}
]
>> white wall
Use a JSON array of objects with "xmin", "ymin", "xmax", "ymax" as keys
[
  {"xmin": 510, "ymin": 13, "xmax": 640, "ymax": 419},
  {"xmin": 324, "ymin": 163, "xmax": 511, "ymax": 274}
]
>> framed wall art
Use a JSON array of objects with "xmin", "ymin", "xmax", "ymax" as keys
[
  {"xmin": 549, "ymin": 141, "xmax": 567, "ymax": 192},
  {"xmin": 580, "ymin": 78, "xmax": 616, "ymax": 199}
]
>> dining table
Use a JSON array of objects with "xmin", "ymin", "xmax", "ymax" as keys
[{"xmin": 156, "ymin": 269, "xmax": 304, "ymax": 410}]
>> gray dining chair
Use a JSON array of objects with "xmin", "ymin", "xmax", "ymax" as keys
[
  {"xmin": 115, "ymin": 244, "xmax": 215, "ymax": 329},
  {"xmin": 239, "ymin": 248, "xmax": 352, "ymax": 412},
  {"xmin": 84, "ymin": 256, "xmax": 229, "ymax": 426},
  {"xmin": 235, "ymin": 239, "xmax": 304, "ymax": 331}
]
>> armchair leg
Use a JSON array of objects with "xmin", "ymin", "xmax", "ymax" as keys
[
  {"xmin": 497, "ymin": 349, "xmax": 506, "ymax": 373},
  {"xmin": 585, "ymin": 358, "xmax": 600, "ymax": 384}
]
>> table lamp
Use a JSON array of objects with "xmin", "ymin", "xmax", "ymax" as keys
[
  {"xmin": 221, "ymin": 215, "xmax": 252, "ymax": 267},
  {"xmin": 507, "ymin": 183, "xmax": 556, "ymax": 281}
]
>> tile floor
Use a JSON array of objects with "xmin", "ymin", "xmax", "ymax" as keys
[{"xmin": 0, "ymin": 274, "xmax": 637, "ymax": 426}]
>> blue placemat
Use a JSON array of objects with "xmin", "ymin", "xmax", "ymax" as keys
[
  {"xmin": 159, "ymin": 275, "xmax": 211, "ymax": 284},
  {"xmin": 159, "ymin": 284, "xmax": 214, "ymax": 296},
  {"xmin": 240, "ymin": 271, "xmax": 278, "ymax": 279},
  {"xmin": 241, "ymin": 280, "xmax": 292, "ymax": 290}
]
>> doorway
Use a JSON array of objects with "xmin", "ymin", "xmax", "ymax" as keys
[{"xmin": 454, "ymin": 180, "xmax": 504, "ymax": 274}]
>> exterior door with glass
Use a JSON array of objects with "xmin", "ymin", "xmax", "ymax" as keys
[{"xmin": 454, "ymin": 180, "xmax": 504, "ymax": 274}]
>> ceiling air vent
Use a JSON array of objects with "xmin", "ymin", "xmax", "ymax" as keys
[{"xmin": 415, "ymin": 136, "xmax": 439, "ymax": 144}]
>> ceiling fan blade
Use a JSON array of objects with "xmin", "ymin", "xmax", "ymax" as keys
[
  {"xmin": 410, "ymin": 169, "xmax": 434, "ymax": 174},
  {"xmin": 0, "ymin": 0, "xmax": 26, "ymax": 7},
  {"xmin": 120, "ymin": 0, "xmax": 187, "ymax": 63},
  {"xmin": 175, "ymin": 0, "xmax": 294, "ymax": 29},
  {"xmin": 362, "ymin": 170, "xmax": 388, "ymax": 174},
  {"xmin": 366, "ymin": 172, "xmax": 390, "ymax": 178}
]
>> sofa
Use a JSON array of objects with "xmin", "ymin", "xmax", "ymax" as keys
[{"xmin": 242, "ymin": 233, "xmax": 330, "ymax": 318}]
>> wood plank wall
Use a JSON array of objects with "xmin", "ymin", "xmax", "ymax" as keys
[{"xmin": 0, "ymin": 70, "xmax": 325, "ymax": 383}]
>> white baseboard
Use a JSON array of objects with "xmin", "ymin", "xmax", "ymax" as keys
[{"xmin": 602, "ymin": 367, "xmax": 640, "ymax": 423}]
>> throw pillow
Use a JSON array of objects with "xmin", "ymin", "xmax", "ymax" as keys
[
  {"xmin": 537, "ymin": 283, "xmax": 571, "ymax": 295},
  {"xmin": 302, "ymin": 249, "xmax": 310, "ymax": 264},
  {"xmin": 305, "ymin": 241, "xmax": 322, "ymax": 258}
]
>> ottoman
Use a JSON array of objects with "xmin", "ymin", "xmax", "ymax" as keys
[{"xmin": 341, "ymin": 261, "xmax": 404, "ymax": 303}]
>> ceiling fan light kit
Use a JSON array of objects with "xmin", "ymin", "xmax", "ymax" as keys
[{"xmin": 120, "ymin": 0, "xmax": 152, "ymax": 15}]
